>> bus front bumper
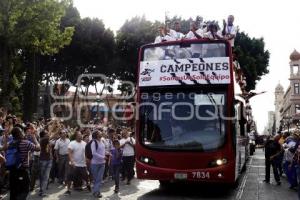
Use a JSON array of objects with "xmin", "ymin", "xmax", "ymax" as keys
[{"xmin": 136, "ymin": 160, "xmax": 236, "ymax": 184}]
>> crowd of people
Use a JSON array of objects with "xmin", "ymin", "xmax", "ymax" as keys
[
  {"xmin": 0, "ymin": 110, "xmax": 136, "ymax": 199},
  {"xmin": 154, "ymin": 15, "xmax": 237, "ymax": 47},
  {"xmin": 264, "ymin": 131, "xmax": 300, "ymax": 199}
]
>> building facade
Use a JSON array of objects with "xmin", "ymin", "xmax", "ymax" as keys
[
  {"xmin": 274, "ymin": 83, "xmax": 284, "ymax": 131},
  {"xmin": 278, "ymin": 50, "xmax": 300, "ymax": 132},
  {"xmin": 267, "ymin": 111, "xmax": 275, "ymax": 135}
]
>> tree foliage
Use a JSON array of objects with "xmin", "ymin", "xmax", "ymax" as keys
[
  {"xmin": 39, "ymin": 6, "xmax": 116, "ymax": 119},
  {"xmin": 43, "ymin": 15, "xmax": 115, "ymax": 84},
  {"xmin": 235, "ymin": 32, "xmax": 270, "ymax": 91},
  {"xmin": 115, "ymin": 16, "xmax": 160, "ymax": 82},
  {"xmin": 0, "ymin": 0, "xmax": 74, "ymax": 119}
]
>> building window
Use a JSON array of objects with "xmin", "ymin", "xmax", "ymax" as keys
[
  {"xmin": 296, "ymin": 105, "xmax": 300, "ymax": 114},
  {"xmin": 295, "ymin": 83, "xmax": 300, "ymax": 94},
  {"xmin": 293, "ymin": 65, "xmax": 299, "ymax": 75}
]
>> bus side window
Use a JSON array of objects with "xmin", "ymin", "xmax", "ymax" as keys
[
  {"xmin": 234, "ymin": 103, "xmax": 241, "ymax": 137},
  {"xmin": 239, "ymin": 102, "xmax": 246, "ymax": 136},
  {"xmin": 232, "ymin": 104, "xmax": 239, "ymax": 153}
]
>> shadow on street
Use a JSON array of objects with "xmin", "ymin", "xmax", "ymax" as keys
[{"xmin": 137, "ymin": 182, "xmax": 237, "ymax": 200}]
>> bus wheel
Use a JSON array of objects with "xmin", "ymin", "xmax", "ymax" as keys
[
  {"xmin": 159, "ymin": 180, "xmax": 170, "ymax": 189},
  {"xmin": 241, "ymin": 163, "xmax": 247, "ymax": 172},
  {"xmin": 230, "ymin": 179, "xmax": 240, "ymax": 189}
]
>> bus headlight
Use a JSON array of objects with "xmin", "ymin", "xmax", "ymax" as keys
[
  {"xmin": 140, "ymin": 156, "xmax": 155, "ymax": 165},
  {"xmin": 210, "ymin": 158, "xmax": 228, "ymax": 167}
]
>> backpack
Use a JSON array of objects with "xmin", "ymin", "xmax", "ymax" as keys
[
  {"xmin": 85, "ymin": 140, "xmax": 98, "ymax": 160},
  {"xmin": 5, "ymin": 140, "xmax": 22, "ymax": 170}
]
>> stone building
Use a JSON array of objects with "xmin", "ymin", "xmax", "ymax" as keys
[
  {"xmin": 267, "ymin": 111, "xmax": 275, "ymax": 134},
  {"xmin": 278, "ymin": 49, "xmax": 300, "ymax": 131},
  {"xmin": 274, "ymin": 83, "xmax": 284, "ymax": 131}
]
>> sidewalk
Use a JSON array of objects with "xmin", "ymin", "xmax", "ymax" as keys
[{"xmin": 237, "ymin": 148, "xmax": 298, "ymax": 200}]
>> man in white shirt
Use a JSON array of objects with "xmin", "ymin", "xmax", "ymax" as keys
[
  {"xmin": 120, "ymin": 130, "xmax": 135, "ymax": 185},
  {"xmin": 154, "ymin": 26, "xmax": 174, "ymax": 43},
  {"xmin": 203, "ymin": 23, "xmax": 223, "ymax": 40},
  {"xmin": 184, "ymin": 21, "xmax": 205, "ymax": 58},
  {"xmin": 222, "ymin": 15, "xmax": 237, "ymax": 47},
  {"xmin": 65, "ymin": 131, "xmax": 90, "ymax": 195},
  {"xmin": 169, "ymin": 21, "xmax": 184, "ymax": 40},
  {"xmin": 185, "ymin": 21, "xmax": 204, "ymax": 39},
  {"xmin": 54, "ymin": 129, "xmax": 70, "ymax": 184}
]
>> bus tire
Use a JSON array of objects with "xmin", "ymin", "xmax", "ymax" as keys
[
  {"xmin": 159, "ymin": 180, "xmax": 170, "ymax": 189},
  {"xmin": 230, "ymin": 178, "xmax": 240, "ymax": 189},
  {"xmin": 241, "ymin": 163, "xmax": 247, "ymax": 172}
]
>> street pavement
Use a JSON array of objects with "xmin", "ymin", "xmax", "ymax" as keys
[{"xmin": 3, "ymin": 149, "xmax": 298, "ymax": 200}]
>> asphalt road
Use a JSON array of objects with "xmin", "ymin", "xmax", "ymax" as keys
[{"xmin": 3, "ymin": 149, "xmax": 298, "ymax": 200}]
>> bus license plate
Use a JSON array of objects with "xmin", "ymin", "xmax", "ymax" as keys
[
  {"xmin": 192, "ymin": 171, "xmax": 210, "ymax": 179},
  {"xmin": 174, "ymin": 173, "xmax": 187, "ymax": 180}
]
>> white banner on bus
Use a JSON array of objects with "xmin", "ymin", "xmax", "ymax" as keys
[{"xmin": 139, "ymin": 57, "xmax": 230, "ymax": 87}]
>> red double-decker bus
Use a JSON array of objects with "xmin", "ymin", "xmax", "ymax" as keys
[{"xmin": 135, "ymin": 39, "xmax": 249, "ymax": 185}]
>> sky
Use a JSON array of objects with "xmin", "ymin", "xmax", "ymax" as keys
[{"xmin": 73, "ymin": 0, "xmax": 300, "ymax": 133}]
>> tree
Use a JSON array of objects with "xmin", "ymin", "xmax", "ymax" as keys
[
  {"xmin": 115, "ymin": 16, "xmax": 160, "ymax": 82},
  {"xmin": 166, "ymin": 16, "xmax": 192, "ymax": 34},
  {"xmin": 39, "ymin": 8, "xmax": 116, "ymax": 119},
  {"xmin": 0, "ymin": 0, "xmax": 75, "ymax": 120},
  {"xmin": 44, "ymin": 16, "xmax": 115, "ymax": 82},
  {"xmin": 235, "ymin": 32, "xmax": 270, "ymax": 91}
]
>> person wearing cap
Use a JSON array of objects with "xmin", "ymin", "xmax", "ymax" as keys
[{"xmin": 54, "ymin": 129, "xmax": 70, "ymax": 184}]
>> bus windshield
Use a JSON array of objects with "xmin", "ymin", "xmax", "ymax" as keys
[
  {"xmin": 143, "ymin": 42, "xmax": 227, "ymax": 61},
  {"xmin": 139, "ymin": 89, "xmax": 226, "ymax": 151}
]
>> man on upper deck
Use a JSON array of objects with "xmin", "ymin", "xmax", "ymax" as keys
[
  {"xmin": 154, "ymin": 26, "xmax": 174, "ymax": 43},
  {"xmin": 222, "ymin": 15, "xmax": 237, "ymax": 47},
  {"xmin": 169, "ymin": 21, "xmax": 184, "ymax": 40},
  {"xmin": 185, "ymin": 21, "xmax": 204, "ymax": 39}
]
